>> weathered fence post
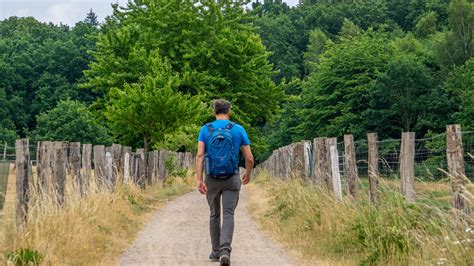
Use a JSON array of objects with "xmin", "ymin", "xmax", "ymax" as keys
[
  {"xmin": 400, "ymin": 132, "xmax": 416, "ymax": 203},
  {"xmin": 324, "ymin": 138, "xmax": 335, "ymax": 191},
  {"xmin": 81, "ymin": 144, "xmax": 92, "ymax": 196},
  {"xmin": 136, "ymin": 149, "xmax": 145, "ymax": 188},
  {"xmin": 147, "ymin": 150, "xmax": 159, "ymax": 185},
  {"xmin": 122, "ymin": 146, "xmax": 132, "ymax": 184},
  {"xmin": 368, "ymin": 133, "xmax": 379, "ymax": 204},
  {"xmin": 112, "ymin": 144, "xmax": 122, "ymax": 184},
  {"xmin": 52, "ymin": 141, "xmax": 68, "ymax": 206},
  {"xmin": 158, "ymin": 150, "xmax": 169, "ymax": 181},
  {"xmin": 37, "ymin": 141, "xmax": 52, "ymax": 195},
  {"xmin": 105, "ymin": 150, "xmax": 113, "ymax": 191},
  {"xmin": 344, "ymin": 135, "xmax": 358, "ymax": 198},
  {"xmin": 93, "ymin": 145, "xmax": 106, "ymax": 190},
  {"xmin": 69, "ymin": 142, "xmax": 81, "ymax": 194},
  {"xmin": 328, "ymin": 138, "xmax": 342, "ymax": 200},
  {"xmin": 16, "ymin": 139, "xmax": 30, "ymax": 226},
  {"xmin": 312, "ymin": 137, "xmax": 327, "ymax": 186},
  {"xmin": 446, "ymin": 124, "xmax": 470, "ymax": 221},
  {"xmin": 3, "ymin": 141, "xmax": 7, "ymax": 160}
]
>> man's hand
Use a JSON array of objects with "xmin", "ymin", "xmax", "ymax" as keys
[
  {"xmin": 197, "ymin": 180, "xmax": 207, "ymax": 194},
  {"xmin": 242, "ymin": 173, "xmax": 250, "ymax": 185}
]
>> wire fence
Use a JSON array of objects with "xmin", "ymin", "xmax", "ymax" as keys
[{"xmin": 335, "ymin": 132, "xmax": 474, "ymax": 183}]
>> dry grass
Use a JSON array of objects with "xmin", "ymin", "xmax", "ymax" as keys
[
  {"xmin": 0, "ymin": 165, "xmax": 193, "ymax": 265},
  {"xmin": 247, "ymin": 171, "xmax": 473, "ymax": 265}
]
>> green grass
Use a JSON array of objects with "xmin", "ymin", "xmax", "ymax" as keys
[{"xmin": 248, "ymin": 172, "xmax": 473, "ymax": 265}]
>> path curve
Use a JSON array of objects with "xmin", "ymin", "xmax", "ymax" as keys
[{"xmin": 118, "ymin": 187, "xmax": 295, "ymax": 265}]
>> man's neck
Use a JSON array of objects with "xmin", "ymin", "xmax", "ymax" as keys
[{"xmin": 215, "ymin": 115, "xmax": 229, "ymax": 120}]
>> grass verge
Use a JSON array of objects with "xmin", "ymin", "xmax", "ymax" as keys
[
  {"xmin": 0, "ymin": 174, "xmax": 192, "ymax": 265},
  {"xmin": 247, "ymin": 172, "xmax": 473, "ymax": 265}
]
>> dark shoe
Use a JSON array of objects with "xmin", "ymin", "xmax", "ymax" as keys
[
  {"xmin": 209, "ymin": 250, "xmax": 220, "ymax": 262},
  {"xmin": 219, "ymin": 248, "xmax": 231, "ymax": 266}
]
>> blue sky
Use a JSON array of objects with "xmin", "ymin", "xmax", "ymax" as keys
[{"xmin": 0, "ymin": 0, "xmax": 299, "ymax": 26}]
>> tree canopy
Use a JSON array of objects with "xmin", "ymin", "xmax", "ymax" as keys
[{"xmin": 0, "ymin": 0, "xmax": 472, "ymax": 161}]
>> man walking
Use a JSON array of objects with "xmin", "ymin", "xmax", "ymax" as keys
[{"xmin": 195, "ymin": 99, "xmax": 254, "ymax": 266}]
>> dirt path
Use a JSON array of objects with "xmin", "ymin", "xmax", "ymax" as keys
[{"xmin": 118, "ymin": 187, "xmax": 295, "ymax": 265}]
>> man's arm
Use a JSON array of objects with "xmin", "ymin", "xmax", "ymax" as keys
[
  {"xmin": 241, "ymin": 145, "xmax": 254, "ymax": 185},
  {"xmin": 196, "ymin": 141, "xmax": 207, "ymax": 194}
]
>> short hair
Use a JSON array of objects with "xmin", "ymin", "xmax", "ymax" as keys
[{"xmin": 213, "ymin": 99, "xmax": 232, "ymax": 115}]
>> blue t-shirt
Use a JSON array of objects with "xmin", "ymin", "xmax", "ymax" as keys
[{"xmin": 197, "ymin": 120, "xmax": 250, "ymax": 157}]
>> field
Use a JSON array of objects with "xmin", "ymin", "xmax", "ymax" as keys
[
  {"xmin": 247, "ymin": 171, "xmax": 474, "ymax": 265},
  {"xmin": 0, "ymin": 164, "xmax": 192, "ymax": 265}
]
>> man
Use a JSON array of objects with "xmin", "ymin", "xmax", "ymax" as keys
[{"xmin": 196, "ymin": 99, "xmax": 254, "ymax": 266}]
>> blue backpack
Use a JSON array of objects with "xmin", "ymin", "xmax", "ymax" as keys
[{"xmin": 204, "ymin": 122, "xmax": 238, "ymax": 178}]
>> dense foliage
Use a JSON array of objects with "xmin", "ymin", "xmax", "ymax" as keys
[{"xmin": 0, "ymin": 0, "xmax": 472, "ymax": 160}]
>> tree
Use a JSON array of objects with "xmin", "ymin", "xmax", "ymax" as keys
[
  {"xmin": 435, "ymin": 0, "xmax": 474, "ymax": 68},
  {"xmin": 0, "ymin": 17, "xmax": 99, "ymax": 136},
  {"xmin": 367, "ymin": 55, "xmax": 452, "ymax": 138},
  {"xmin": 338, "ymin": 18, "xmax": 362, "ymax": 38},
  {"xmin": 83, "ymin": 0, "xmax": 282, "ymax": 154},
  {"xmin": 34, "ymin": 100, "xmax": 111, "ymax": 144},
  {"xmin": 444, "ymin": 58, "xmax": 474, "ymax": 130},
  {"xmin": 31, "ymin": 72, "xmax": 79, "ymax": 116},
  {"xmin": 256, "ymin": 12, "xmax": 301, "ymax": 82},
  {"xmin": 105, "ymin": 53, "xmax": 207, "ymax": 152},
  {"xmin": 297, "ymin": 31, "xmax": 393, "ymax": 140},
  {"xmin": 414, "ymin": 11, "xmax": 437, "ymax": 38},
  {"xmin": 0, "ymin": 88, "xmax": 17, "ymax": 144},
  {"xmin": 84, "ymin": 9, "xmax": 99, "ymax": 27},
  {"xmin": 304, "ymin": 28, "xmax": 330, "ymax": 73}
]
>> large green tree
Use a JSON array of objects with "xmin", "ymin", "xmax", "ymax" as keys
[
  {"xmin": 83, "ymin": 0, "xmax": 282, "ymax": 155},
  {"xmin": 297, "ymin": 31, "xmax": 393, "ymax": 140},
  {"xmin": 105, "ymin": 53, "xmax": 206, "ymax": 152}
]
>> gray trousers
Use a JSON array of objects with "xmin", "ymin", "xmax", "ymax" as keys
[{"xmin": 205, "ymin": 173, "xmax": 241, "ymax": 252}]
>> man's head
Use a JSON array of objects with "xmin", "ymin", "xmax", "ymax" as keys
[{"xmin": 213, "ymin": 99, "xmax": 232, "ymax": 118}]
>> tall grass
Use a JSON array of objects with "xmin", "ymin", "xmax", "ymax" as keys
[
  {"xmin": 0, "ymin": 172, "xmax": 192, "ymax": 265},
  {"xmin": 248, "ymin": 172, "xmax": 473, "ymax": 265}
]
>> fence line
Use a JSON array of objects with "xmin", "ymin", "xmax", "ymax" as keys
[
  {"xmin": 255, "ymin": 124, "xmax": 472, "ymax": 223},
  {"xmin": 4, "ymin": 140, "xmax": 195, "ymax": 226}
]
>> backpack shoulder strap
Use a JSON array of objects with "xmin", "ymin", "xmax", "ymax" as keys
[
  {"xmin": 207, "ymin": 123, "xmax": 214, "ymax": 134},
  {"xmin": 225, "ymin": 122, "xmax": 235, "ymax": 130}
]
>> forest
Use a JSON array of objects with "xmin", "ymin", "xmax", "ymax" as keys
[{"xmin": 0, "ymin": 0, "xmax": 473, "ymax": 161}]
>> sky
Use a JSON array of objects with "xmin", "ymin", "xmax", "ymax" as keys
[{"xmin": 0, "ymin": 0, "xmax": 299, "ymax": 26}]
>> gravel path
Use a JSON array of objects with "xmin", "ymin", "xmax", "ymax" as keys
[{"xmin": 118, "ymin": 187, "xmax": 295, "ymax": 265}]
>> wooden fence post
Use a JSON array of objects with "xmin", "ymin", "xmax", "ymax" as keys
[
  {"xmin": 344, "ymin": 135, "xmax": 358, "ymax": 198},
  {"xmin": 324, "ymin": 138, "xmax": 335, "ymax": 191},
  {"xmin": 136, "ymin": 149, "xmax": 145, "ymax": 188},
  {"xmin": 81, "ymin": 144, "xmax": 92, "ymax": 197},
  {"xmin": 446, "ymin": 124, "xmax": 470, "ymax": 221},
  {"xmin": 37, "ymin": 141, "xmax": 52, "ymax": 195},
  {"xmin": 328, "ymin": 138, "xmax": 342, "ymax": 200},
  {"xmin": 112, "ymin": 144, "xmax": 122, "ymax": 184},
  {"xmin": 158, "ymin": 150, "xmax": 169, "ymax": 181},
  {"xmin": 3, "ymin": 141, "xmax": 7, "ymax": 160},
  {"xmin": 93, "ymin": 145, "xmax": 106, "ymax": 190},
  {"xmin": 400, "ymin": 132, "xmax": 416, "ymax": 203},
  {"xmin": 105, "ymin": 150, "xmax": 113, "ymax": 191},
  {"xmin": 312, "ymin": 137, "xmax": 327, "ymax": 186},
  {"xmin": 69, "ymin": 142, "xmax": 81, "ymax": 194},
  {"xmin": 122, "ymin": 146, "xmax": 132, "ymax": 184},
  {"xmin": 368, "ymin": 133, "xmax": 379, "ymax": 204},
  {"xmin": 303, "ymin": 141, "xmax": 312, "ymax": 180},
  {"xmin": 16, "ymin": 139, "xmax": 30, "ymax": 226},
  {"xmin": 52, "ymin": 141, "xmax": 68, "ymax": 206}
]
